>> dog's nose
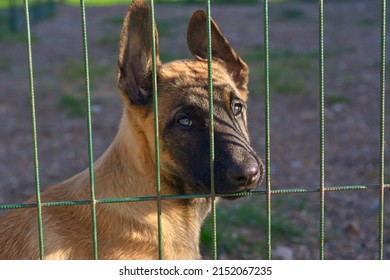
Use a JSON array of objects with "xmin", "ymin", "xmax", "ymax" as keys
[{"xmin": 228, "ymin": 162, "xmax": 261, "ymax": 189}]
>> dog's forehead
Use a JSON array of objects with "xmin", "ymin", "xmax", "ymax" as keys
[{"xmin": 158, "ymin": 60, "xmax": 242, "ymax": 104}]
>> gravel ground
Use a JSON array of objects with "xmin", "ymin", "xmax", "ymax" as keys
[{"xmin": 0, "ymin": 0, "xmax": 389, "ymax": 259}]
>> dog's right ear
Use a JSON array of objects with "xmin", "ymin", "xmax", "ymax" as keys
[{"xmin": 117, "ymin": 0, "xmax": 161, "ymax": 106}]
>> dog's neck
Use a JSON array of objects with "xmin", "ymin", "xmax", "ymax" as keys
[{"xmin": 86, "ymin": 110, "xmax": 210, "ymax": 259}]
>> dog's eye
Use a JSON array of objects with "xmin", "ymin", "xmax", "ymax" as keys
[
  {"xmin": 232, "ymin": 102, "xmax": 243, "ymax": 117},
  {"xmin": 178, "ymin": 116, "xmax": 192, "ymax": 128}
]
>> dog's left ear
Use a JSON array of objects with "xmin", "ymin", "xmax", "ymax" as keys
[
  {"xmin": 187, "ymin": 10, "xmax": 249, "ymax": 98},
  {"xmin": 117, "ymin": 0, "xmax": 161, "ymax": 106}
]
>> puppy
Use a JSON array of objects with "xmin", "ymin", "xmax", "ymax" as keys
[{"xmin": 0, "ymin": 0, "xmax": 263, "ymax": 259}]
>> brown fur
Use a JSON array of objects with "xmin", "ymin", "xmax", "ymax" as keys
[{"xmin": 0, "ymin": 0, "xmax": 262, "ymax": 259}]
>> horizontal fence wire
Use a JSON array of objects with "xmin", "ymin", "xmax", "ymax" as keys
[
  {"xmin": 1, "ymin": 184, "xmax": 389, "ymax": 210},
  {"xmin": 23, "ymin": 0, "xmax": 45, "ymax": 261},
  {"xmin": 3, "ymin": 0, "xmax": 387, "ymax": 260}
]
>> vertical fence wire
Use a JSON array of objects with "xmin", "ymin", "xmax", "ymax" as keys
[
  {"xmin": 263, "ymin": 0, "xmax": 272, "ymax": 260},
  {"xmin": 379, "ymin": 0, "xmax": 387, "ymax": 261},
  {"xmin": 14, "ymin": 0, "xmax": 387, "ymax": 261},
  {"xmin": 318, "ymin": 0, "xmax": 326, "ymax": 260},
  {"xmin": 79, "ymin": 0, "xmax": 98, "ymax": 260},
  {"xmin": 24, "ymin": 0, "xmax": 45, "ymax": 260},
  {"xmin": 150, "ymin": 0, "xmax": 164, "ymax": 260},
  {"xmin": 206, "ymin": 0, "xmax": 218, "ymax": 260}
]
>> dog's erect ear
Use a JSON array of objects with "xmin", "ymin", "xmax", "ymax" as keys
[
  {"xmin": 117, "ymin": 0, "xmax": 161, "ymax": 106},
  {"xmin": 187, "ymin": 10, "xmax": 249, "ymax": 97}
]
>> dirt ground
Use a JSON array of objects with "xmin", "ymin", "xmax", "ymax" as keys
[{"xmin": 0, "ymin": 0, "xmax": 389, "ymax": 259}]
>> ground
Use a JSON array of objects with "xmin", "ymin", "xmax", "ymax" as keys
[{"xmin": 0, "ymin": 0, "xmax": 389, "ymax": 259}]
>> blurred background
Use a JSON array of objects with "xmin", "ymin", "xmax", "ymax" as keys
[{"xmin": 0, "ymin": 0, "xmax": 389, "ymax": 259}]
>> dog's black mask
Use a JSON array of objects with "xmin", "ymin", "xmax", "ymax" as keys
[{"xmin": 162, "ymin": 94, "xmax": 264, "ymax": 198}]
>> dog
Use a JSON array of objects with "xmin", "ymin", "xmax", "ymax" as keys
[{"xmin": 0, "ymin": 0, "xmax": 263, "ymax": 259}]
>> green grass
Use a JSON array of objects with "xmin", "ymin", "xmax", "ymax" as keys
[
  {"xmin": 244, "ymin": 47, "xmax": 356, "ymax": 62},
  {"xmin": 325, "ymin": 94, "xmax": 350, "ymax": 107},
  {"xmin": 59, "ymin": 58, "xmax": 113, "ymax": 117},
  {"xmin": 357, "ymin": 18, "xmax": 375, "ymax": 27},
  {"xmin": 244, "ymin": 48, "xmax": 317, "ymax": 95},
  {"xmin": 101, "ymin": 16, "xmax": 124, "ymax": 26},
  {"xmin": 0, "ymin": 26, "xmax": 40, "ymax": 44},
  {"xmin": 58, "ymin": 94, "xmax": 87, "ymax": 118},
  {"xmin": 97, "ymin": 32, "xmax": 120, "ymax": 46},
  {"xmin": 160, "ymin": 50, "xmax": 188, "ymax": 62},
  {"xmin": 1, "ymin": 0, "xmax": 55, "ymax": 40},
  {"xmin": 273, "ymin": 7, "xmax": 308, "ymax": 21},
  {"xmin": 0, "ymin": 12, "xmax": 20, "ymax": 42},
  {"xmin": 142, "ymin": 47, "xmax": 321, "ymax": 96},
  {"xmin": 61, "ymin": 58, "xmax": 111, "ymax": 82},
  {"xmin": 64, "ymin": 0, "xmax": 259, "ymax": 6},
  {"xmin": 0, "ymin": 0, "xmax": 261, "ymax": 9},
  {"xmin": 58, "ymin": 93, "xmax": 103, "ymax": 118},
  {"xmin": 156, "ymin": 18, "xmax": 185, "ymax": 37},
  {"xmin": 62, "ymin": 59, "xmax": 86, "ymax": 82},
  {"xmin": 201, "ymin": 195, "xmax": 308, "ymax": 258},
  {"xmin": 0, "ymin": 0, "xmax": 58, "ymax": 9},
  {"xmin": 0, "ymin": 55, "xmax": 11, "ymax": 71},
  {"xmin": 101, "ymin": 15, "xmax": 187, "ymax": 38},
  {"xmin": 243, "ymin": 46, "xmax": 357, "ymax": 96}
]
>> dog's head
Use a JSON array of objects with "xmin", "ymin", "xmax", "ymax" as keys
[{"xmin": 117, "ymin": 0, "xmax": 264, "ymax": 197}]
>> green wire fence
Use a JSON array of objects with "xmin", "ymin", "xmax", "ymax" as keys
[
  {"xmin": 23, "ymin": 0, "xmax": 44, "ymax": 260},
  {"xmin": 263, "ymin": 0, "xmax": 271, "ymax": 261},
  {"xmin": 318, "ymin": 0, "xmax": 325, "ymax": 260},
  {"xmin": 0, "ymin": 0, "xmax": 388, "ymax": 260},
  {"xmin": 150, "ymin": 0, "xmax": 163, "ymax": 259},
  {"xmin": 379, "ymin": 0, "xmax": 387, "ymax": 260},
  {"xmin": 205, "ymin": 0, "xmax": 218, "ymax": 260}
]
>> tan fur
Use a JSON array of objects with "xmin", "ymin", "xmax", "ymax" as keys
[
  {"xmin": 0, "ymin": 0, "xmax": 255, "ymax": 260},
  {"xmin": 0, "ymin": 110, "xmax": 210, "ymax": 259}
]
